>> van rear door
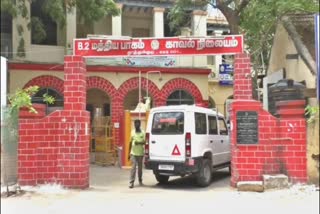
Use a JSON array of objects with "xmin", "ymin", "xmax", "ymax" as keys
[{"xmin": 149, "ymin": 111, "xmax": 185, "ymax": 162}]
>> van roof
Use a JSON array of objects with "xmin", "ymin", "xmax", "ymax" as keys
[{"xmin": 150, "ymin": 105, "xmax": 225, "ymax": 117}]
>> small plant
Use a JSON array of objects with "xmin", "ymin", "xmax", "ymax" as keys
[
  {"xmin": 8, "ymin": 86, "xmax": 55, "ymax": 114},
  {"xmin": 305, "ymin": 105, "xmax": 319, "ymax": 123}
]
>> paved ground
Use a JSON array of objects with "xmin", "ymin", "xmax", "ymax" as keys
[{"xmin": 1, "ymin": 165, "xmax": 319, "ymax": 214}]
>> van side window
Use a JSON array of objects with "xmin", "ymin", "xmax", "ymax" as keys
[
  {"xmin": 218, "ymin": 117, "xmax": 228, "ymax": 135},
  {"xmin": 195, "ymin": 113, "xmax": 207, "ymax": 134},
  {"xmin": 208, "ymin": 116, "xmax": 218, "ymax": 135}
]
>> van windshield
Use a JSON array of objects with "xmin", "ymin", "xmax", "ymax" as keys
[{"xmin": 151, "ymin": 112, "xmax": 184, "ymax": 135}]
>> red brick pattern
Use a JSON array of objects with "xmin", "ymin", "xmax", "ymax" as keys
[
  {"xmin": 17, "ymin": 53, "xmax": 307, "ymax": 188},
  {"xmin": 18, "ymin": 56, "xmax": 90, "ymax": 188},
  {"xmin": 64, "ymin": 56, "xmax": 87, "ymax": 111},
  {"xmin": 233, "ymin": 53, "xmax": 252, "ymax": 100},
  {"xmin": 24, "ymin": 75, "xmax": 64, "ymax": 95},
  {"xmin": 230, "ymin": 54, "xmax": 307, "ymax": 187},
  {"xmin": 159, "ymin": 78, "xmax": 203, "ymax": 106}
]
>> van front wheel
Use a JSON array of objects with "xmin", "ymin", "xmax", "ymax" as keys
[
  {"xmin": 196, "ymin": 159, "xmax": 212, "ymax": 187},
  {"xmin": 155, "ymin": 174, "xmax": 169, "ymax": 184}
]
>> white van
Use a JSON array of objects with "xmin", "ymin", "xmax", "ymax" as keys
[{"xmin": 144, "ymin": 105, "xmax": 231, "ymax": 187}]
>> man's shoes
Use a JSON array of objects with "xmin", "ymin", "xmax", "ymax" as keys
[
  {"xmin": 139, "ymin": 181, "xmax": 143, "ymax": 186},
  {"xmin": 129, "ymin": 183, "xmax": 134, "ymax": 188}
]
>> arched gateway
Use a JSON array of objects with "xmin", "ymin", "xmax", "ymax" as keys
[{"xmin": 18, "ymin": 36, "xmax": 307, "ymax": 188}]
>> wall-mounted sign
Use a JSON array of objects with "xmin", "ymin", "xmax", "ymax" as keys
[
  {"xmin": 87, "ymin": 56, "xmax": 176, "ymax": 67},
  {"xmin": 236, "ymin": 111, "xmax": 258, "ymax": 144},
  {"xmin": 219, "ymin": 64, "xmax": 234, "ymax": 85},
  {"xmin": 73, "ymin": 35, "xmax": 243, "ymax": 57}
]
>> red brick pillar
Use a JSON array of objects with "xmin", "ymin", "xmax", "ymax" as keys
[
  {"xmin": 57, "ymin": 56, "xmax": 90, "ymax": 188},
  {"xmin": 233, "ymin": 53, "xmax": 252, "ymax": 100},
  {"xmin": 276, "ymin": 100, "xmax": 307, "ymax": 183},
  {"xmin": 230, "ymin": 53, "xmax": 255, "ymax": 187},
  {"xmin": 64, "ymin": 56, "xmax": 87, "ymax": 111}
]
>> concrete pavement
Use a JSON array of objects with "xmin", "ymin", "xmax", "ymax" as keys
[{"xmin": 1, "ymin": 165, "xmax": 319, "ymax": 214}]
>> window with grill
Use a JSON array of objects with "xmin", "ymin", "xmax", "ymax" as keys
[
  {"xmin": 32, "ymin": 88, "xmax": 63, "ymax": 107},
  {"xmin": 31, "ymin": 1, "xmax": 57, "ymax": 45},
  {"xmin": 166, "ymin": 90, "xmax": 194, "ymax": 106}
]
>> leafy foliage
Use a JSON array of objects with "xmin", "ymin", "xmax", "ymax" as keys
[
  {"xmin": 8, "ymin": 86, "xmax": 55, "ymax": 115},
  {"xmin": 167, "ymin": 0, "xmax": 198, "ymax": 35},
  {"xmin": 1, "ymin": 0, "xmax": 29, "ymax": 18},
  {"xmin": 42, "ymin": 0, "xmax": 67, "ymax": 27},
  {"xmin": 241, "ymin": 0, "xmax": 319, "ymax": 71},
  {"xmin": 305, "ymin": 105, "xmax": 320, "ymax": 123},
  {"xmin": 8, "ymin": 86, "xmax": 40, "ymax": 114},
  {"xmin": 30, "ymin": 17, "xmax": 47, "ymax": 43},
  {"xmin": 76, "ymin": 0, "xmax": 120, "ymax": 24},
  {"xmin": 169, "ymin": 0, "xmax": 319, "ymax": 72},
  {"xmin": 1, "ymin": 0, "xmax": 120, "ymax": 54}
]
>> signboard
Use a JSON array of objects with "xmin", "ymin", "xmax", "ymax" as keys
[
  {"xmin": 236, "ymin": 111, "xmax": 258, "ymax": 144},
  {"xmin": 87, "ymin": 56, "xmax": 176, "ymax": 67},
  {"xmin": 219, "ymin": 64, "xmax": 234, "ymax": 85},
  {"xmin": 315, "ymin": 14, "xmax": 319, "ymax": 100},
  {"xmin": 73, "ymin": 35, "xmax": 243, "ymax": 57}
]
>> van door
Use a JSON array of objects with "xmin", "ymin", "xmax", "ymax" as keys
[
  {"xmin": 149, "ymin": 111, "xmax": 185, "ymax": 162},
  {"xmin": 208, "ymin": 115, "xmax": 224, "ymax": 165},
  {"xmin": 218, "ymin": 117, "xmax": 231, "ymax": 163}
]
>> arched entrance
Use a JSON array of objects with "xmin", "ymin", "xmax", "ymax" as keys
[
  {"xmin": 24, "ymin": 75, "xmax": 64, "ymax": 94},
  {"xmin": 118, "ymin": 77, "xmax": 161, "ymax": 113},
  {"xmin": 86, "ymin": 76, "xmax": 119, "ymax": 166},
  {"xmin": 160, "ymin": 78, "xmax": 204, "ymax": 106}
]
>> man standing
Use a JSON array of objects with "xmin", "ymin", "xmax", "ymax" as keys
[{"xmin": 128, "ymin": 119, "xmax": 145, "ymax": 188}]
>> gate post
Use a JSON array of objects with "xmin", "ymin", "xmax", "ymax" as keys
[
  {"xmin": 56, "ymin": 56, "xmax": 90, "ymax": 188},
  {"xmin": 230, "ymin": 53, "xmax": 256, "ymax": 187},
  {"xmin": 230, "ymin": 53, "xmax": 308, "ymax": 187}
]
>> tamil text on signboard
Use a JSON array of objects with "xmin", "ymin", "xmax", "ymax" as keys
[
  {"xmin": 73, "ymin": 35, "xmax": 243, "ymax": 57},
  {"xmin": 236, "ymin": 111, "xmax": 259, "ymax": 144}
]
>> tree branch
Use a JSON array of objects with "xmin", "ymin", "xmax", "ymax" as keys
[
  {"xmin": 281, "ymin": 16, "xmax": 316, "ymax": 75},
  {"xmin": 236, "ymin": 0, "xmax": 250, "ymax": 15},
  {"xmin": 215, "ymin": 0, "xmax": 240, "ymax": 33},
  {"xmin": 223, "ymin": 0, "xmax": 234, "ymax": 6}
]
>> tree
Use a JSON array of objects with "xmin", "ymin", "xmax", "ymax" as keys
[
  {"xmin": 168, "ymin": 0, "xmax": 319, "ymax": 71},
  {"xmin": 240, "ymin": 0, "xmax": 318, "ymax": 72},
  {"xmin": 1, "ymin": 0, "xmax": 120, "ymax": 53}
]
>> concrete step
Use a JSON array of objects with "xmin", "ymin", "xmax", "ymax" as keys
[
  {"xmin": 237, "ymin": 181, "xmax": 264, "ymax": 192},
  {"xmin": 263, "ymin": 174, "xmax": 289, "ymax": 190}
]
